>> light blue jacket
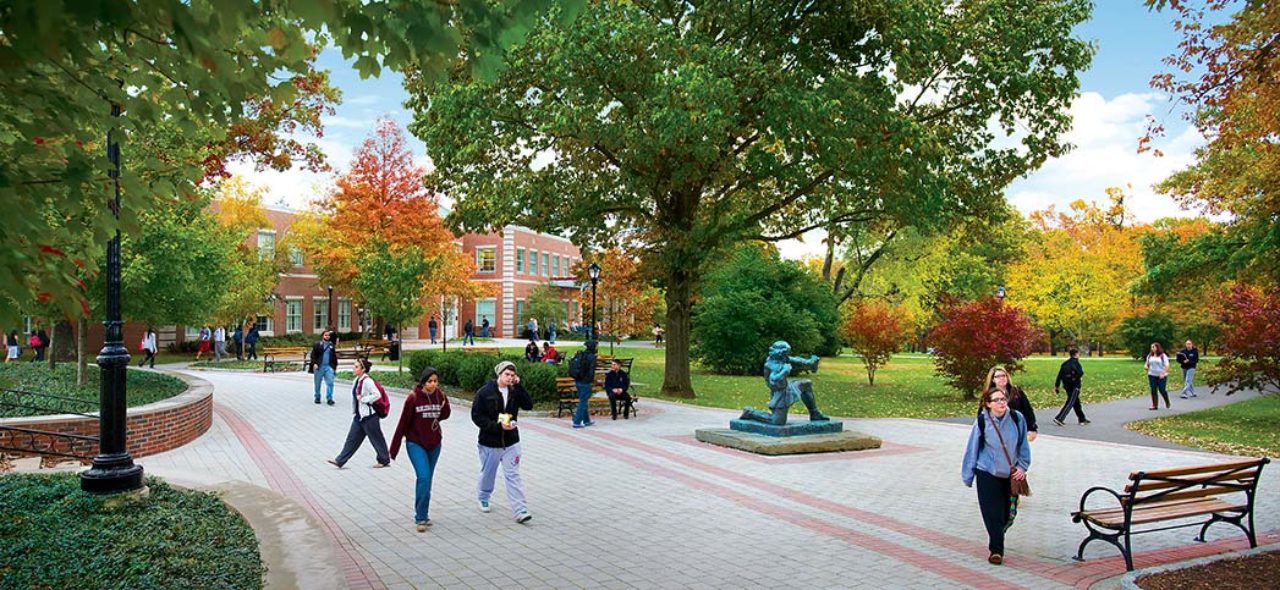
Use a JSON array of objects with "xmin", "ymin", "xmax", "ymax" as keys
[{"xmin": 961, "ymin": 409, "xmax": 1031, "ymax": 487}]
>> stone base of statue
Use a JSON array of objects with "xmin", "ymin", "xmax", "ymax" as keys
[{"xmin": 695, "ymin": 423, "xmax": 882, "ymax": 456}]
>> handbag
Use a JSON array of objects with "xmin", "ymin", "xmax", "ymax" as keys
[{"xmin": 990, "ymin": 411, "xmax": 1032, "ymax": 497}]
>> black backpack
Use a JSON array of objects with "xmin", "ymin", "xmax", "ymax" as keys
[
  {"xmin": 977, "ymin": 409, "xmax": 1023, "ymax": 453},
  {"xmin": 568, "ymin": 351, "xmax": 591, "ymax": 382}
]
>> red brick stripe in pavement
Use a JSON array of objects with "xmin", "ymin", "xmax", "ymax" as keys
[
  {"xmin": 216, "ymin": 404, "xmax": 386, "ymax": 590},
  {"xmin": 552, "ymin": 422, "xmax": 1280, "ymax": 588},
  {"xmin": 524, "ymin": 422, "xmax": 1026, "ymax": 590}
]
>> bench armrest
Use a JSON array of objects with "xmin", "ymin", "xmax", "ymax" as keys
[{"xmin": 1073, "ymin": 486, "xmax": 1124, "ymax": 522}]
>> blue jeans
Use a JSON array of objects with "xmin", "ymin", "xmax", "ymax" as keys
[
  {"xmin": 313, "ymin": 365, "xmax": 335, "ymax": 402},
  {"xmin": 573, "ymin": 381, "xmax": 593, "ymax": 426},
  {"xmin": 406, "ymin": 441, "xmax": 442, "ymax": 523},
  {"xmin": 1181, "ymin": 367, "xmax": 1196, "ymax": 397},
  {"xmin": 429, "ymin": 327, "xmax": 437, "ymax": 343}
]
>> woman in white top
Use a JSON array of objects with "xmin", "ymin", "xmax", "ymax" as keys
[
  {"xmin": 328, "ymin": 358, "xmax": 391, "ymax": 468},
  {"xmin": 138, "ymin": 328, "xmax": 157, "ymax": 368},
  {"xmin": 1145, "ymin": 342, "xmax": 1170, "ymax": 410}
]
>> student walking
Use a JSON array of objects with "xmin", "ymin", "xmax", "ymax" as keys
[
  {"xmin": 1052, "ymin": 347, "xmax": 1089, "ymax": 426},
  {"xmin": 472, "ymin": 361, "xmax": 534, "ymax": 524},
  {"xmin": 1146, "ymin": 343, "xmax": 1171, "ymax": 410},
  {"xmin": 213, "ymin": 325, "xmax": 227, "ymax": 362},
  {"xmin": 195, "ymin": 326, "xmax": 212, "ymax": 361},
  {"xmin": 1177, "ymin": 340, "xmax": 1199, "ymax": 399},
  {"xmin": 981, "ymin": 366, "xmax": 1038, "ymax": 441},
  {"xmin": 232, "ymin": 324, "xmax": 244, "ymax": 360},
  {"xmin": 27, "ymin": 331, "xmax": 41, "ymax": 362},
  {"xmin": 245, "ymin": 325, "xmax": 260, "ymax": 360},
  {"xmin": 428, "ymin": 316, "xmax": 438, "ymax": 344},
  {"xmin": 34, "ymin": 328, "xmax": 49, "ymax": 361},
  {"xmin": 463, "ymin": 319, "xmax": 475, "ymax": 346},
  {"xmin": 571, "ymin": 340, "xmax": 599, "ymax": 429},
  {"xmin": 138, "ymin": 327, "xmax": 157, "ymax": 368},
  {"xmin": 962, "ymin": 385, "xmax": 1032, "ymax": 566},
  {"xmin": 327, "ymin": 359, "xmax": 391, "ymax": 469},
  {"xmin": 310, "ymin": 330, "xmax": 338, "ymax": 405},
  {"xmin": 6, "ymin": 330, "xmax": 20, "ymax": 362},
  {"xmin": 389, "ymin": 367, "xmax": 452, "ymax": 532}
]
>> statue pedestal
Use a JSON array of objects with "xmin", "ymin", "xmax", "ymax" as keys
[
  {"xmin": 696, "ymin": 422, "xmax": 882, "ymax": 456},
  {"xmin": 729, "ymin": 419, "xmax": 844, "ymax": 437}
]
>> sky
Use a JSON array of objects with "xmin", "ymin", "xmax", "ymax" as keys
[{"xmin": 231, "ymin": 2, "xmax": 1206, "ymax": 259}]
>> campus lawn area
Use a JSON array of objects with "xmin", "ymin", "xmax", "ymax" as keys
[
  {"xmin": 488, "ymin": 348, "xmax": 1206, "ymax": 419},
  {"xmin": 0, "ymin": 473, "xmax": 264, "ymax": 590},
  {"xmin": 190, "ymin": 359, "xmax": 267, "ymax": 370},
  {"xmin": 0, "ymin": 363, "xmax": 187, "ymax": 418},
  {"xmin": 1129, "ymin": 394, "xmax": 1280, "ymax": 458}
]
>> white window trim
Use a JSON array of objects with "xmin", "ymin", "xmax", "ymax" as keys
[
  {"xmin": 312, "ymin": 296, "xmax": 330, "ymax": 333},
  {"xmin": 515, "ymin": 248, "xmax": 525, "ymax": 273},
  {"xmin": 337, "ymin": 298, "xmax": 352, "ymax": 332},
  {"xmin": 257, "ymin": 229, "xmax": 277, "ymax": 261},
  {"xmin": 255, "ymin": 314, "xmax": 275, "ymax": 337},
  {"xmin": 285, "ymin": 297, "xmax": 303, "ymax": 334},
  {"xmin": 476, "ymin": 246, "xmax": 497, "ymax": 273}
]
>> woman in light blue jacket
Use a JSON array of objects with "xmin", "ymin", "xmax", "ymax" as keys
[{"xmin": 962, "ymin": 385, "xmax": 1031, "ymax": 565}]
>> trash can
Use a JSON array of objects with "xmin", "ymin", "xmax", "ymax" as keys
[{"xmin": 388, "ymin": 340, "xmax": 401, "ymax": 361}]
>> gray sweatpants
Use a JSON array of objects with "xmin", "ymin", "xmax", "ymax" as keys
[{"xmin": 477, "ymin": 442, "xmax": 526, "ymax": 516}]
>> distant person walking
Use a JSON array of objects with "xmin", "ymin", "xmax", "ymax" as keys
[
  {"xmin": 961, "ymin": 385, "xmax": 1031, "ymax": 566},
  {"xmin": 571, "ymin": 340, "xmax": 599, "ymax": 429},
  {"xmin": 389, "ymin": 367, "xmax": 452, "ymax": 532},
  {"xmin": 6, "ymin": 330, "xmax": 20, "ymax": 362},
  {"xmin": 428, "ymin": 316, "xmax": 438, "ymax": 344},
  {"xmin": 472, "ymin": 361, "xmax": 534, "ymax": 524},
  {"xmin": 653, "ymin": 324, "xmax": 664, "ymax": 345},
  {"xmin": 1146, "ymin": 343, "xmax": 1171, "ymax": 410},
  {"xmin": 548, "ymin": 322, "xmax": 556, "ymax": 344},
  {"xmin": 480, "ymin": 316, "xmax": 490, "ymax": 338},
  {"xmin": 138, "ymin": 327, "xmax": 157, "ymax": 368},
  {"xmin": 310, "ymin": 330, "xmax": 338, "ymax": 406},
  {"xmin": 1052, "ymin": 347, "xmax": 1089, "ymax": 426},
  {"xmin": 195, "ymin": 325, "xmax": 212, "ymax": 361},
  {"xmin": 34, "ymin": 328, "xmax": 49, "ymax": 361},
  {"xmin": 463, "ymin": 319, "xmax": 475, "ymax": 346},
  {"xmin": 982, "ymin": 366, "xmax": 1038, "ymax": 441},
  {"xmin": 232, "ymin": 324, "xmax": 244, "ymax": 360},
  {"xmin": 527, "ymin": 317, "xmax": 538, "ymax": 343},
  {"xmin": 1177, "ymin": 340, "xmax": 1199, "ymax": 399},
  {"xmin": 327, "ymin": 359, "xmax": 391, "ymax": 469},
  {"xmin": 245, "ymin": 325, "xmax": 260, "ymax": 360},
  {"xmin": 213, "ymin": 325, "xmax": 227, "ymax": 362}
]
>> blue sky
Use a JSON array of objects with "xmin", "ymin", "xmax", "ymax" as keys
[{"xmin": 232, "ymin": 2, "xmax": 1207, "ymax": 258}]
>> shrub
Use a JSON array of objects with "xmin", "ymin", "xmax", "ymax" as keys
[
  {"xmin": 1208, "ymin": 285, "xmax": 1280, "ymax": 395},
  {"xmin": 930, "ymin": 298, "xmax": 1039, "ymax": 399},
  {"xmin": 691, "ymin": 244, "xmax": 840, "ymax": 375},
  {"xmin": 432, "ymin": 352, "xmax": 465, "ymax": 386},
  {"xmin": 407, "ymin": 350, "xmax": 439, "ymax": 380},
  {"xmin": 458, "ymin": 353, "xmax": 498, "ymax": 391},
  {"xmin": 1116, "ymin": 311, "xmax": 1179, "ymax": 360},
  {"xmin": 516, "ymin": 361, "xmax": 562, "ymax": 404},
  {"xmin": 842, "ymin": 301, "xmax": 907, "ymax": 385}
]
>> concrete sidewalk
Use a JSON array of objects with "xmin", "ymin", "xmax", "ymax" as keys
[{"xmin": 144, "ymin": 368, "xmax": 1279, "ymax": 589}]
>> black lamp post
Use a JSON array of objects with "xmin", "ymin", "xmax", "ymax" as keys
[
  {"xmin": 327, "ymin": 285, "xmax": 334, "ymax": 331},
  {"xmin": 81, "ymin": 101, "xmax": 144, "ymax": 494},
  {"xmin": 588, "ymin": 262, "xmax": 601, "ymax": 342}
]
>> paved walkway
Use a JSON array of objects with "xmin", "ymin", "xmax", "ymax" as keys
[{"xmin": 143, "ymin": 367, "xmax": 1280, "ymax": 589}]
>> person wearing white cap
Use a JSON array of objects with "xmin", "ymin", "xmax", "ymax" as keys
[{"xmin": 471, "ymin": 360, "xmax": 535, "ymax": 523}]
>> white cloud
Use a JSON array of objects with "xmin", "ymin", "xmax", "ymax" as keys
[{"xmin": 321, "ymin": 115, "xmax": 375, "ymax": 130}]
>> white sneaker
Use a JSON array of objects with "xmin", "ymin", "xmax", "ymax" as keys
[
  {"xmin": 478, "ymin": 500, "xmax": 491, "ymax": 513},
  {"xmin": 515, "ymin": 511, "xmax": 532, "ymax": 524}
]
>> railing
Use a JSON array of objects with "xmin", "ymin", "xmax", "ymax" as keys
[
  {"xmin": 0, "ymin": 388, "xmax": 100, "ymax": 466},
  {"xmin": 0, "ymin": 388, "xmax": 98, "ymax": 419}
]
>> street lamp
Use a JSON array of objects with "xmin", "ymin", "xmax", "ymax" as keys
[
  {"xmin": 588, "ymin": 262, "xmax": 601, "ymax": 342},
  {"xmin": 327, "ymin": 285, "xmax": 334, "ymax": 331},
  {"xmin": 81, "ymin": 100, "xmax": 143, "ymax": 494},
  {"xmin": 996, "ymin": 286, "xmax": 1006, "ymax": 302}
]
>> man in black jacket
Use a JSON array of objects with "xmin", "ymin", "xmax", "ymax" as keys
[
  {"xmin": 604, "ymin": 358, "xmax": 632, "ymax": 420},
  {"xmin": 571, "ymin": 340, "xmax": 599, "ymax": 428},
  {"xmin": 472, "ymin": 361, "xmax": 535, "ymax": 523},
  {"xmin": 310, "ymin": 330, "xmax": 338, "ymax": 405},
  {"xmin": 1052, "ymin": 347, "xmax": 1089, "ymax": 426},
  {"xmin": 1177, "ymin": 339, "xmax": 1200, "ymax": 399}
]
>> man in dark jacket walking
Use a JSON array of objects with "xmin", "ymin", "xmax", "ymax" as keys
[
  {"xmin": 472, "ymin": 361, "xmax": 534, "ymax": 523},
  {"xmin": 571, "ymin": 340, "xmax": 599, "ymax": 428},
  {"xmin": 1052, "ymin": 347, "xmax": 1089, "ymax": 426},
  {"xmin": 310, "ymin": 330, "xmax": 338, "ymax": 405},
  {"xmin": 1177, "ymin": 339, "xmax": 1200, "ymax": 399}
]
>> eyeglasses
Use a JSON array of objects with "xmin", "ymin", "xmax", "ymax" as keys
[
  {"xmin": 989, "ymin": 397, "xmax": 1008, "ymax": 403},
  {"xmin": 993, "ymin": 373, "xmax": 1008, "ymax": 379}
]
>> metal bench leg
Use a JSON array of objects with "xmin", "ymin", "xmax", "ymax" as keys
[{"xmin": 1074, "ymin": 521, "xmax": 1129, "ymax": 570}]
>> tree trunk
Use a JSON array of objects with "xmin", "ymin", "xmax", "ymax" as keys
[
  {"xmin": 660, "ymin": 267, "xmax": 695, "ymax": 398},
  {"xmin": 52, "ymin": 321, "xmax": 74, "ymax": 364},
  {"xmin": 76, "ymin": 317, "xmax": 89, "ymax": 386},
  {"xmin": 1048, "ymin": 328, "xmax": 1059, "ymax": 356}
]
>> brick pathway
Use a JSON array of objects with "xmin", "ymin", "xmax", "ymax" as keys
[{"xmin": 146, "ymin": 369, "xmax": 1280, "ymax": 589}]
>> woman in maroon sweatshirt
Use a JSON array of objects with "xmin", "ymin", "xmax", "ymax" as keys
[{"xmin": 390, "ymin": 367, "xmax": 451, "ymax": 532}]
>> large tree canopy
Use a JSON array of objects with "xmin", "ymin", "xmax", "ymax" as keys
[{"xmin": 410, "ymin": 0, "xmax": 1093, "ymax": 396}]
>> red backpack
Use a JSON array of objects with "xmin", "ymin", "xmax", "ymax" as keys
[{"xmin": 363, "ymin": 378, "xmax": 391, "ymax": 419}]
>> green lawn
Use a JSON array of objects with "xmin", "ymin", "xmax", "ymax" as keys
[
  {"xmin": 482, "ymin": 347, "xmax": 1175, "ymax": 419},
  {"xmin": 1129, "ymin": 394, "xmax": 1280, "ymax": 458},
  {"xmin": 0, "ymin": 473, "xmax": 264, "ymax": 590},
  {"xmin": 0, "ymin": 363, "xmax": 188, "ymax": 418},
  {"xmin": 189, "ymin": 359, "xmax": 265, "ymax": 370}
]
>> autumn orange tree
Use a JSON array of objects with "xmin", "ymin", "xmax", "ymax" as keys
[
  {"xmin": 298, "ymin": 120, "xmax": 487, "ymax": 333},
  {"xmin": 841, "ymin": 301, "xmax": 907, "ymax": 385},
  {"xmin": 574, "ymin": 248, "xmax": 661, "ymax": 353}
]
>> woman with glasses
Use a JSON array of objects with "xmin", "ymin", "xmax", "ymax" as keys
[
  {"xmin": 962, "ymin": 385, "xmax": 1032, "ymax": 565},
  {"xmin": 981, "ymin": 366, "xmax": 1038, "ymax": 441}
]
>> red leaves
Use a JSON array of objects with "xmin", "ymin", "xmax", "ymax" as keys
[
  {"xmin": 1208, "ymin": 284, "xmax": 1280, "ymax": 395},
  {"xmin": 36, "ymin": 292, "xmax": 51, "ymax": 303},
  {"xmin": 930, "ymin": 298, "xmax": 1039, "ymax": 399},
  {"xmin": 842, "ymin": 301, "xmax": 907, "ymax": 385},
  {"xmin": 33, "ymin": 136, "xmax": 45, "ymax": 145},
  {"xmin": 80, "ymin": 298, "xmax": 91, "ymax": 318},
  {"xmin": 39, "ymin": 244, "xmax": 66, "ymax": 257}
]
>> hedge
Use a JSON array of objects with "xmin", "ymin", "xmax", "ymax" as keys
[{"xmin": 407, "ymin": 349, "xmax": 565, "ymax": 404}]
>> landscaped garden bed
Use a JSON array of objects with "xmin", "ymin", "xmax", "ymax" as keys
[
  {"xmin": 1137, "ymin": 549, "xmax": 1280, "ymax": 589},
  {"xmin": 0, "ymin": 364, "xmax": 187, "ymax": 418}
]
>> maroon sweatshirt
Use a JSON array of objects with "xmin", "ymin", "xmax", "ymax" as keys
[{"xmin": 389, "ymin": 385, "xmax": 451, "ymax": 460}]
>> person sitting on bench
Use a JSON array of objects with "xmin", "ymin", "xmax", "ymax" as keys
[
  {"xmin": 604, "ymin": 359, "xmax": 632, "ymax": 420},
  {"xmin": 540, "ymin": 342, "xmax": 559, "ymax": 364},
  {"xmin": 523, "ymin": 341, "xmax": 540, "ymax": 363}
]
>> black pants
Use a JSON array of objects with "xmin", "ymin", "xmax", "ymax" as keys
[
  {"xmin": 1054, "ymin": 387, "xmax": 1087, "ymax": 423},
  {"xmin": 138, "ymin": 349, "xmax": 156, "ymax": 368},
  {"xmin": 608, "ymin": 391, "xmax": 633, "ymax": 419},
  {"xmin": 975, "ymin": 469, "xmax": 1012, "ymax": 555},
  {"xmin": 246, "ymin": 343, "xmax": 257, "ymax": 360},
  {"xmin": 335, "ymin": 414, "xmax": 389, "ymax": 467},
  {"xmin": 234, "ymin": 341, "xmax": 243, "ymax": 360},
  {"xmin": 33, "ymin": 346, "xmax": 45, "ymax": 361},
  {"xmin": 1148, "ymin": 375, "xmax": 1169, "ymax": 408}
]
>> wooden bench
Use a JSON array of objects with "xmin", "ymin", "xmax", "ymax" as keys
[
  {"xmin": 1071, "ymin": 457, "xmax": 1270, "ymax": 571},
  {"xmin": 594, "ymin": 357, "xmax": 637, "ymax": 417},
  {"xmin": 356, "ymin": 339, "xmax": 392, "ymax": 360},
  {"xmin": 262, "ymin": 347, "xmax": 309, "ymax": 372},
  {"xmin": 555, "ymin": 377, "xmax": 612, "ymax": 418}
]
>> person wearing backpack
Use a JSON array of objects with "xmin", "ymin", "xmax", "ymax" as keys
[
  {"xmin": 1052, "ymin": 347, "xmax": 1089, "ymax": 426},
  {"xmin": 981, "ymin": 366, "xmax": 1038, "ymax": 441},
  {"xmin": 961, "ymin": 385, "xmax": 1032, "ymax": 566},
  {"xmin": 137, "ymin": 327, "xmax": 157, "ymax": 368},
  {"xmin": 244, "ymin": 325, "xmax": 260, "ymax": 360},
  {"xmin": 389, "ymin": 367, "xmax": 452, "ymax": 532},
  {"xmin": 35, "ymin": 328, "xmax": 49, "ymax": 361},
  {"xmin": 327, "ymin": 358, "xmax": 391, "ymax": 469},
  {"xmin": 570, "ymin": 340, "xmax": 599, "ymax": 429},
  {"xmin": 472, "ymin": 360, "xmax": 534, "ymax": 524},
  {"xmin": 6, "ymin": 329, "xmax": 20, "ymax": 362}
]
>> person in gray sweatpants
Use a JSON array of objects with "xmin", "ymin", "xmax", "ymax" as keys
[{"xmin": 471, "ymin": 361, "xmax": 534, "ymax": 523}]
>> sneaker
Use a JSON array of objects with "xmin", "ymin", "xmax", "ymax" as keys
[
  {"xmin": 1180, "ymin": 393, "xmax": 1189, "ymax": 399},
  {"xmin": 1080, "ymin": 420, "xmax": 1091, "ymax": 425},
  {"xmin": 416, "ymin": 521, "xmax": 428, "ymax": 533},
  {"xmin": 478, "ymin": 500, "xmax": 491, "ymax": 513},
  {"xmin": 584, "ymin": 421, "xmax": 596, "ymax": 427},
  {"xmin": 326, "ymin": 399, "xmax": 335, "ymax": 406},
  {"xmin": 326, "ymin": 459, "xmax": 343, "ymax": 469},
  {"xmin": 1190, "ymin": 393, "xmax": 1198, "ymax": 398},
  {"xmin": 988, "ymin": 553, "xmax": 1003, "ymax": 565},
  {"xmin": 314, "ymin": 399, "xmax": 321, "ymax": 404},
  {"xmin": 572, "ymin": 424, "xmax": 585, "ymax": 429},
  {"xmin": 1052, "ymin": 418, "xmax": 1064, "ymax": 427},
  {"xmin": 515, "ymin": 511, "xmax": 532, "ymax": 524}
]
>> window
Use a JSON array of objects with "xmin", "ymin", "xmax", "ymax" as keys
[
  {"xmin": 542, "ymin": 253, "xmax": 550, "ymax": 276},
  {"xmin": 257, "ymin": 230, "xmax": 276, "ymax": 261},
  {"xmin": 477, "ymin": 247, "xmax": 497, "ymax": 273},
  {"xmin": 338, "ymin": 299, "xmax": 351, "ymax": 331},
  {"xmin": 516, "ymin": 300, "xmax": 525, "ymax": 326},
  {"xmin": 571, "ymin": 301, "xmax": 579, "ymax": 324},
  {"xmin": 289, "ymin": 246, "xmax": 304, "ymax": 267},
  {"xmin": 475, "ymin": 299, "xmax": 496, "ymax": 331},
  {"xmin": 552, "ymin": 255, "xmax": 560, "ymax": 277},
  {"xmin": 285, "ymin": 299, "xmax": 302, "ymax": 333},
  {"xmin": 255, "ymin": 315, "xmax": 273, "ymax": 333},
  {"xmin": 184, "ymin": 326, "xmax": 200, "ymax": 340},
  {"xmin": 529, "ymin": 250, "xmax": 538, "ymax": 275},
  {"xmin": 515, "ymin": 248, "xmax": 525, "ymax": 273},
  {"xmin": 313, "ymin": 297, "xmax": 329, "ymax": 332}
]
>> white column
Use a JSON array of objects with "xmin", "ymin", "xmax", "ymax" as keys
[{"xmin": 502, "ymin": 227, "xmax": 516, "ymax": 337}]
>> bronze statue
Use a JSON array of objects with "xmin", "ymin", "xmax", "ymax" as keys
[{"xmin": 739, "ymin": 341, "xmax": 829, "ymax": 425}]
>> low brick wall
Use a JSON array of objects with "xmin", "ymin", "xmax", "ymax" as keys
[{"xmin": 0, "ymin": 373, "xmax": 213, "ymax": 461}]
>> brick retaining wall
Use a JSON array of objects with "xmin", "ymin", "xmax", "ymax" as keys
[{"xmin": 0, "ymin": 373, "xmax": 213, "ymax": 461}]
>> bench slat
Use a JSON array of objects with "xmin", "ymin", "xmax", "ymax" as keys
[
  {"xmin": 1131, "ymin": 459, "xmax": 1267, "ymax": 480},
  {"xmin": 1082, "ymin": 498, "xmax": 1243, "ymax": 528},
  {"xmin": 1126, "ymin": 469, "xmax": 1261, "ymax": 493}
]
